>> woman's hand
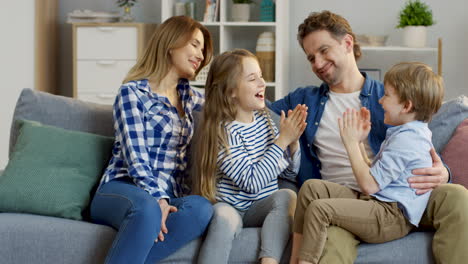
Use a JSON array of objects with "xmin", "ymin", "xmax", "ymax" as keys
[
  {"xmin": 276, "ymin": 104, "xmax": 307, "ymax": 150},
  {"xmin": 155, "ymin": 198, "xmax": 178, "ymax": 242}
]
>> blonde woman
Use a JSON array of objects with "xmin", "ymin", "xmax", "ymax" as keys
[
  {"xmin": 193, "ymin": 49, "xmax": 307, "ymax": 264},
  {"xmin": 89, "ymin": 16, "xmax": 213, "ymax": 264}
]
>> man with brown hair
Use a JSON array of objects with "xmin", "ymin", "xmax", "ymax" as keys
[{"xmin": 269, "ymin": 10, "xmax": 467, "ymax": 264}]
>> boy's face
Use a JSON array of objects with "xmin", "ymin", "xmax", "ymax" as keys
[
  {"xmin": 302, "ymin": 30, "xmax": 352, "ymax": 87},
  {"xmin": 231, "ymin": 57, "xmax": 266, "ymax": 119},
  {"xmin": 379, "ymin": 84, "xmax": 406, "ymax": 126}
]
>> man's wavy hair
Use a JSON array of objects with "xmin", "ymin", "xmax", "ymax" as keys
[{"xmin": 297, "ymin": 10, "xmax": 361, "ymax": 61}]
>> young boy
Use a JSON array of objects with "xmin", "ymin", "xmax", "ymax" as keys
[{"xmin": 291, "ymin": 62, "xmax": 444, "ymax": 264}]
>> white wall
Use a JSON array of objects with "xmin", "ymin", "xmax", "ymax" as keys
[
  {"xmin": 0, "ymin": 1, "xmax": 35, "ymax": 169},
  {"xmin": 289, "ymin": 0, "xmax": 468, "ymax": 100}
]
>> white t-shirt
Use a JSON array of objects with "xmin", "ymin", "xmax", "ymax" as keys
[{"xmin": 313, "ymin": 90, "xmax": 374, "ymax": 191}]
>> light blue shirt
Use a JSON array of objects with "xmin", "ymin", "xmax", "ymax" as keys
[{"xmin": 370, "ymin": 121, "xmax": 433, "ymax": 226}]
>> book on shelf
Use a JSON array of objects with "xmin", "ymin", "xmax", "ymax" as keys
[{"xmin": 203, "ymin": 0, "xmax": 218, "ymax": 22}]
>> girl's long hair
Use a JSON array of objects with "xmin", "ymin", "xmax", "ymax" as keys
[
  {"xmin": 123, "ymin": 16, "xmax": 213, "ymax": 84},
  {"xmin": 193, "ymin": 49, "xmax": 271, "ymax": 203}
]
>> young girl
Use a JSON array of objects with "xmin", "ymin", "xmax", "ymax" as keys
[
  {"xmin": 193, "ymin": 49, "xmax": 308, "ymax": 264},
  {"xmin": 89, "ymin": 16, "xmax": 214, "ymax": 264}
]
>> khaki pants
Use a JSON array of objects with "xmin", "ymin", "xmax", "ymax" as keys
[
  {"xmin": 310, "ymin": 183, "xmax": 468, "ymax": 264},
  {"xmin": 294, "ymin": 179, "xmax": 414, "ymax": 263}
]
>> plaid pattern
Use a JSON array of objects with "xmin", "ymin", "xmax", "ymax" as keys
[{"xmin": 100, "ymin": 79, "xmax": 204, "ymax": 200}]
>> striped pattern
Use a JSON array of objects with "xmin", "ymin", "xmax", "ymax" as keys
[
  {"xmin": 216, "ymin": 111, "xmax": 300, "ymax": 210},
  {"xmin": 100, "ymin": 78, "xmax": 204, "ymax": 200}
]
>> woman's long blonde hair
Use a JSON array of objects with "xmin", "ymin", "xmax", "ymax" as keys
[
  {"xmin": 123, "ymin": 16, "xmax": 213, "ymax": 84},
  {"xmin": 192, "ymin": 49, "xmax": 272, "ymax": 203}
]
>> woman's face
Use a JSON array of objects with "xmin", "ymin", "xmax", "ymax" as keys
[{"xmin": 170, "ymin": 28, "xmax": 205, "ymax": 79}]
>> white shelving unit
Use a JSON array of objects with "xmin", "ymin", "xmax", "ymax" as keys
[
  {"xmin": 161, "ymin": 0, "xmax": 289, "ymax": 101},
  {"xmin": 358, "ymin": 38, "xmax": 443, "ymax": 79}
]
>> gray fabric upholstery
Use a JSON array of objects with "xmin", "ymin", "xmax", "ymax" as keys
[
  {"xmin": 429, "ymin": 95, "xmax": 468, "ymax": 153},
  {"xmin": 0, "ymin": 89, "xmax": 436, "ymax": 264},
  {"xmin": 0, "ymin": 213, "xmax": 115, "ymax": 264},
  {"xmin": 9, "ymin": 88, "xmax": 113, "ymax": 158}
]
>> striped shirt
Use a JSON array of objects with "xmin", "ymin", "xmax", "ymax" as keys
[
  {"xmin": 216, "ymin": 110, "xmax": 301, "ymax": 210},
  {"xmin": 99, "ymin": 78, "xmax": 204, "ymax": 200}
]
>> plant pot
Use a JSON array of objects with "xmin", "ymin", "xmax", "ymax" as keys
[
  {"xmin": 232, "ymin": 3, "xmax": 250, "ymax": 22},
  {"xmin": 402, "ymin": 26, "xmax": 427, "ymax": 48}
]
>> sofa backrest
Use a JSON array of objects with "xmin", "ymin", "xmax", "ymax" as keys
[{"xmin": 9, "ymin": 88, "xmax": 114, "ymax": 158}]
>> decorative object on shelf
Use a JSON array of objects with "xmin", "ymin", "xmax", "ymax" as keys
[
  {"xmin": 256, "ymin": 32, "xmax": 275, "ymax": 82},
  {"xmin": 232, "ymin": 0, "xmax": 252, "ymax": 22},
  {"xmin": 175, "ymin": 1, "xmax": 196, "ymax": 18},
  {"xmin": 356, "ymin": 34, "xmax": 388, "ymax": 47},
  {"xmin": 203, "ymin": 0, "xmax": 219, "ymax": 22},
  {"xmin": 117, "ymin": 0, "xmax": 137, "ymax": 22},
  {"xmin": 260, "ymin": 0, "xmax": 275, "ymax": 22},
  {"xmin": 397, "ymin": 0, "xmax": 435, "ymax": 48},
  {"xmin": 67, "ymin": 9, "xmax": 120, "ymax": 23}
]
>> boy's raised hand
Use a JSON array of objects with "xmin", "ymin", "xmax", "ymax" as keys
[
  {"xmin": 276, "ymin": 104, "xmax": 308, "ymax": 151},
  {"xmin": 338, "ymin": 108, "xmax": 371, "ymax": 146}
]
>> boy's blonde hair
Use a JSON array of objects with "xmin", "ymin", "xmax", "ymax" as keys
[
  {"xmin": 384, "ymin": 62, "xmax": 444, "ymax": 122},
  {"xmin": 123, "ymin": 16, "xmax": 213, "ymax": 84}
]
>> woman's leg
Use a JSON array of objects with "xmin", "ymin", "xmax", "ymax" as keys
[
  {"xmin": 197, "ymin": 202, "xmax": 243, "ymax": 264},
  {"xmin": 90, "ymin": 178, "xmax": 162, "ymax": 264},
  {"xmin": 145, "ymin": 195, "xmax": 213, "ymax": 263},
  {"xmin": 243, "ymin": 189, "xmax": 297, "ymax": 263}
]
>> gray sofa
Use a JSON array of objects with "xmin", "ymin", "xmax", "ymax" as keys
[{"xmin": 0, "ymin": 88, "xmax": 437, "ymax": 264}]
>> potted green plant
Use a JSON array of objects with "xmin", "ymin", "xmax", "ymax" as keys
[
  {"xmin": 117, "ymin": 0, "xmax": 137, "ymax": 22},
  {"xmin": 232, "ymin": 0, "xmax": 253, "ymax": 22},
  {"xmin": 397, "ymin": 0, "xmax": 435, "ymax": 48}
]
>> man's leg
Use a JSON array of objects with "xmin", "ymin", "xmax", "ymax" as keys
[{"xmin": 419, "ymin": 184, "xmax": 468, "ymax": 264}]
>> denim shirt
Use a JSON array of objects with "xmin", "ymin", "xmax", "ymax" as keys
[{"xmin": 269, "ymin": 73, "xmax": 386, "ymax": 186}]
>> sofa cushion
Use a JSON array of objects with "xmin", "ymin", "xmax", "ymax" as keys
[
  {"xmin": 0, "ymin": 213, "xmax": 115, "ymax": 264},
  {"xmin": 9, "ymin": 88, "xmax": 113, "ymax": 158},
  {"xmin": 441, "ymin": 118, "xmax": 468, "ymax": 188},
  {"xmin": 0, "ymin": 120, "xmax": 113, "ymax": 220},
  {"xmin": 429, "ymin": 95, "xmax": 468, "ymax": 153}
]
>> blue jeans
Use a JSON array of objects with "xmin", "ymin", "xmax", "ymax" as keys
[{"xmin": 90, "ymin": 178, "xmax": 213, "ymax": 264}]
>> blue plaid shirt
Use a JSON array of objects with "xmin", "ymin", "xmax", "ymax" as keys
[{"xmin": 99, "ymin": 78, "xmax": 204, "ymax": 200}]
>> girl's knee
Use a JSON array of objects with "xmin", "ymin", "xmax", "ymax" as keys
[
  {"xmin": 272, "ymin": 189, "xmax": 297, "ymax": 207},
  {"xmin": 210, "ymin": 203, "xmax": 243, "ymax": 233}
]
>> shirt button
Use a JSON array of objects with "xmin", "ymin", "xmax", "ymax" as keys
[
  {"xmin": 315, "ymin": 122, "xmax": 319, "ymax": 126},
  {"xmin": 321, "ymin": 102, "xmax": 324, "ymax": 105},
  {"xmin": 307, "ymin": 144, "xmax": 310, "ymax": 148},
  {"xmin": 316, "ymin": 164, "xmax": 320, "ymax": 167}
]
